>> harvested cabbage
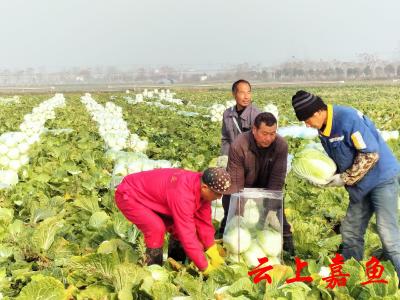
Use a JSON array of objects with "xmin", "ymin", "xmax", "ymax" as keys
[
  {"xmin": 257, "ymin": 228, "xmax": 282, "ymax": 257},
  {"xmin": 223, "ymin": 226, "xmax": 251, "ymax": 254},
  {"xmin": 147, "ymin": 265, "xmax": 170, "ymax": 282},
  {"xmin": 0, "ymin": 170, "xmax": 19, "ymax": 187},
  {"xmin": 292, "ymin": 148, "xmax": 336, "ymax": 185},
  {"xmin": 243, "ymin": 243, "xmax": 265, "ymax": 267},
  {"xmin": 243, "ymin": 199, "xmax": 260, "ymax": 227}
]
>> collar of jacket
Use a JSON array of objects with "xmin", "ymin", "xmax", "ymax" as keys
[
  {"xmin": 228, "ymin": 103, "xmax": 253, "ymax": 120},
  {"xmin": 320, "ymin": 104, "xmax": 333, "ymax": 137},
  {"xmin": 248, "ymin": 131, "xmax": 276, "ymax": 155}
]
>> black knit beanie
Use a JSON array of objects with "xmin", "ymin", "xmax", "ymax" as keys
[{"xmin": 292, "ymin": 90, "xmax": 327, "ymax": 121}]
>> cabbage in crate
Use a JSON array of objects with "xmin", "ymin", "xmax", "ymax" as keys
[
  {"xmin": 223, "ymin": 190, "xmax": 284, "ymax": 268},
  {"xmin": 292, "ymin": 148, "xmax": 337, "ymax": 185}
]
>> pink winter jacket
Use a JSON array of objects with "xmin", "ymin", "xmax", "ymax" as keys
[{"xmin": 116, "ymin": 168, "xmax": 215, "ymax": 270}]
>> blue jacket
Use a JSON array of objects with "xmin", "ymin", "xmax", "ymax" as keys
[{"xmin": 318, "ymin": 104, "xmax": 400, "ymax": 202}]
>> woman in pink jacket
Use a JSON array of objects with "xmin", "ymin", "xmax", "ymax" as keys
[{"xmin": 115, "ymin": 167, "xmax": 231, "ymax": 275}]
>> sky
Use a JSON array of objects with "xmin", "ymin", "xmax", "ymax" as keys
[{"xmin": 1, "ymin": 0, "xmax": 400, "ymax": 70}]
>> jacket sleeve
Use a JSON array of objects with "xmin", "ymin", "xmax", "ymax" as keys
[
  {"xmin": 342, "ymin": 152, "xmax": 379, "ymax": 185},
  {"xmin": 167, "ymin": 182, "xmax": 208, "ymax": 270},
  {"xmin": 266, "ymin": 139, "xmax": 288, "ymax": 191},
  {"xmin": 227, "ymin": 141, "xmax": 246, "ymax": 193},
  {"xmin": 194, "ymin": 202, "xmax": 215, "ymax": 250},
  {"xmin": 348, "ymin": 113, "xmax": 379, "ymax": 153},
  {"xmin": 340, "ymin": 113, "xmax": 380, "ymax": 185},
  {"xmin": 221, "ymin": 112, "xmax": 231, "ymax": 155}
]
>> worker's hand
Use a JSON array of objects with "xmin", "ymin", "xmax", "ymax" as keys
[
  {"xmin": 205, "ymin": 244, "xmax": 225, "ymax": 267},
  {"xmin": 266, "ymin": 210, "xmax": 281, "ymax": 232},
  {"xmin": 326, "ymin": 174, "xmax": 345, "ymax": 187},
  {"xmin": 202, "ymin": 263, "xmax": 215, "ymax": 276}
]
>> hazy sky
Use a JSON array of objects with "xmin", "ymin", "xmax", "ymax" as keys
[{"xmin": 1, "ymin": 0, "xmax": 400, "ymax": 70}]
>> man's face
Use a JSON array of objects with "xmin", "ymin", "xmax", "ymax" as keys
[
  {"xmin": 252, "ymin": 122, "xmax": 277, "ymax": 148},
  {"xmin": 233, "ymin": 82, "xmax": 251, "ymax": 109},
  {"xmin": 304, "ymin": 111, "xmax": 325, "ymax": 129},
  {"xmin": 200, "ymin": 184, "xmax": 222, "ymax": 202}
]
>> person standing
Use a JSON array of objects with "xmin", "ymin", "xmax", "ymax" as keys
[
  {"xmin": 221, "ymin": 79, "xmax": 261, "ymax": 156},
  {"xmin": 219, "ymin": 112, "xmax": 295, "ymax": 255},
  {"xmin": 217, "ymin": 80, "xmax": 260, "ymax": 236},
  {"xmin": 291, "ymin": 90, "xmax": 400, "ymax": 280}
]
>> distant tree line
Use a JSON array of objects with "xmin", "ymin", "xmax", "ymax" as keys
[{"xmin": 1, "ymin": 56, "xmax": 400, "ymax": 86}]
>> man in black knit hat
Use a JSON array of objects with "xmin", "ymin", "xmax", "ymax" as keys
[{"xmin": 291, "ymin": 90, "xmax": 400, "ymax": 282}]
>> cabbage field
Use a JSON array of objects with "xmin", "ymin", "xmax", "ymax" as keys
[{"xmin": 0, "ymin": 85, "xmax": 400, "ymax": 299}]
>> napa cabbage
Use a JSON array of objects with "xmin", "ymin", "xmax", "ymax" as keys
[
  {"xmin": 223, "ymin": 226, "xmax": 251, "ymax": 254},
  {"xmin": 257, "ymin": 228, "xmax": 282, "ymax": 257},
  {"xmin": 146, "ymin": 265, "xmax": 170, "ymax": 282},
  {"xmin": 243, "ymin": 199, "xmax": 260, "ymax": 227},
  {"xmin": 242, "ymin": 243, "xmax": 265, "ymax": 267},
  {"xmin": 292, "ymin": 148, "xmax": 337, "ymax": 185},
  {"xmin": 0, "ymin": 170, "xmax": 18, "ymax": 188}
]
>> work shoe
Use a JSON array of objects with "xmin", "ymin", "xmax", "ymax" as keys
[{"xmin": 145, "ymin": 247, "xmax": 163, "ymax": 266}]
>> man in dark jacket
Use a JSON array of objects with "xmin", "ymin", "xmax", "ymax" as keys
[{"xmin": 218, "ymin": 112, "xmax": 295, "ymax": 255}]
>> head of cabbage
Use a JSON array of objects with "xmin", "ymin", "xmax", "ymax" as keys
[
  {"xmin": 292, "ymin": 148, "xmax": 336, "ymax": 185},
  {"xmin": 223, "ymin": 226, "xmax": 252, "ymax": 254}
]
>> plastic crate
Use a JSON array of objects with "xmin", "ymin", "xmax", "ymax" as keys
[{"xmin": 223, "ymin": 188, "xmax": 283, "ymax": 267}]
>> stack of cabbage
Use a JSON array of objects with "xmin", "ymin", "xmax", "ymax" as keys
[
  {"xmin": 161, "ymin": 89, "xmax": 183, "ymax": 105},
  {"xmin": 211, "ymin": 198, "xmax": 225, "ymax": 222},
  {"xmin": 82, "ymin": 94, "xmax": 148, "ymax": 153},
  {"xmin": 210, "ymin": 100, "xmax": 236, "ymax": 122},
  {"xmin": 278, "ymin": 125, "xmax": 318, "ymax": 139},
  {"xmin": 292, "ymin": 147, "xmax": 337, "ymax": 185},
  {"xmin": 378, "ymin": 130, "xmax": 399, "ymax": 141},
  {"xmin": 225, "ymin": 100, "xmax": 236, "ymax": 108},
  {"xmin": 134, "ymin": 94, "xmax": 144, "ymax": 103},
  {"xmin": 0, "ymin": 95, "xmax": 20, "ymax": 105},
  {"xmin": 108, "ymin": 150, "xmax": 174, "ymax": 187},
  {"xmin": 0, "ymin": 132, "xmax": 30, "ymax": 173},
  {"xmin": 20, "ymin": 93, "xmax": 65, "ymax": 140},
  {"xmin": 209, "ymin": 104, "xmax": 226, "ymax": 122},
  {"xmin": 131, "ymin": 89, "xmax": 184, "ymax": 105},
  {"xmin": 142, "ymin": 88, "xmax": 153, "ymax": 98},
  {"xmin": 0, "ymin": 94, "xmax": 66, "ymax": 188},
  {"xmin": 124, "ymin": 94, "xmax": 144, "ymax": 105},
  {"xmin": 263, "ymin": 103, "xmax": 279, "ymax": 120},
  {"xmin": 81, "ymin": 94, "xmax": 131, "ymax": 151},
  {"xmin": 223, "ymin": 198, "xmax": 283, "ymax": 268},
  {"xmin": 128, "ymin": 133, "xmax": 148, "ymax": 153},
  {"xmin": 111, "ymin": 151, "xmax": 172, "ymax": 177}
]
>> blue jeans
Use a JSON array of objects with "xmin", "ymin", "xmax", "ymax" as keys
[{"xmin": 341, "ymin": 174, "xmax": 400, "ymax": 280}]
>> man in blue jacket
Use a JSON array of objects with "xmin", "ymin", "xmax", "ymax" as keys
[{"xmin": 292, "ymin": 90, "xmax": 400, "ymax": 281}]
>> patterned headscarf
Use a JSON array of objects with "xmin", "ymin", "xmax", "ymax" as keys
[{"xmin": 202, "ymin": 167, "xmax": 231, "ymax": 194}]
